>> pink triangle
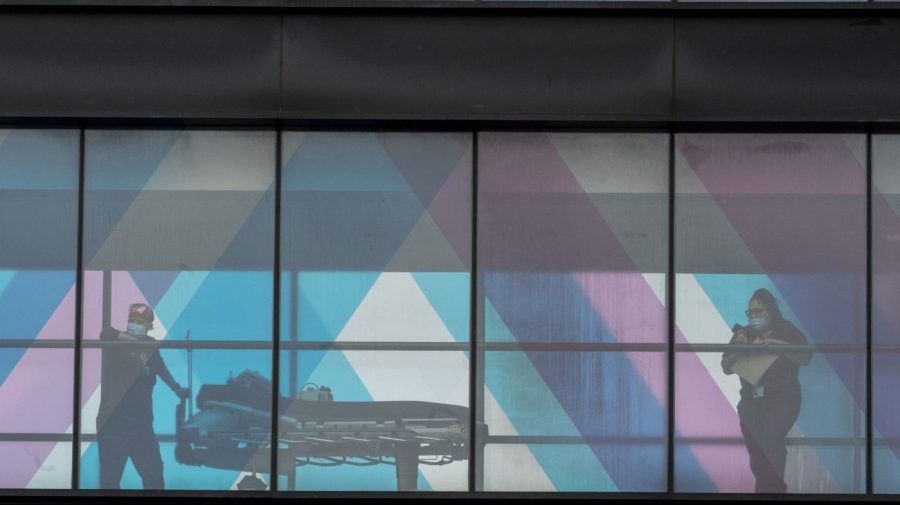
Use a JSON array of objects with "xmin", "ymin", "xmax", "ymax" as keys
[
  {"xmin": 0, "ymin": 271, "xmax": 155, "ymax": 487},
  {"xmin": 0, "ymin": 285, "xmax": 75, "ymax": 487},
  {"xmin": 572, "ymin": 271, "xmax": 753, "ymax": 492}
]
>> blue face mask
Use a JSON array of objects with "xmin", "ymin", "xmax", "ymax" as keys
[
  {"xmin": 747, "ymin": 318, "xmax": 767, "ymax": 331},
  {"xmin": 127, "ymin": 322, "xmax": 148, "ymax": 336}
]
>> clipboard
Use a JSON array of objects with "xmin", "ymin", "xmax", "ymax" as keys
[{"xmin": 730, "ymin": 338, "xmax": 788, "ymax": 386}]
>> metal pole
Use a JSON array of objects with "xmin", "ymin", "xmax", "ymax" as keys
[{"xmin": 187, "ymin": 329, "xmax": 193, "ymax": 422}]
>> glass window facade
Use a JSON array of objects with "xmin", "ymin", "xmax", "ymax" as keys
[
  {"xmin": 873, "ymin": 135, "xmax": 900, "ymax": 493},
  {"xmin": 79, "ymin": 130, "xmax": 275, "ymax": 490},
  {"xmin": 279, "ymin": 132, "xmax": 472, "ymax": 491},
  {"xmin": 0, "ymin": 127, "xmax": 892, "ymax": 496},
  {"xmin": 674, "ymin": 134, "xmax": 867, "ymax": 493},
  {"xmin": 0, "ymin": 129, "xmax": 79, "ymax": 489},
  {"xmin": 477, "ymin": 133, "xmax": 668, "ymax": 491}
]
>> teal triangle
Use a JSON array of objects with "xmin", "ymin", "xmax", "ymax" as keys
[
  {"xmin": 280, "ymin": 272, "xmax": 331, "ymax": 394},
  {"xmin": 483, "ymin": 300, "xmax": 615, "ymax": 490},
  {"xmin": 0, "ymin": 270, "xmax": 16, "ymax": 296},
  {"xmin": 279, "ymin": 271, "xmax": 293, "ymax": 341},
  {"xmin": 298, "ymin": 271, "xmax": 381, "ymax": 341},
  {"xmin": 293, "ymin": 463, "xmax": 433, "ymax": 491},
  {"xmin": 485, "ymin": 338, "xmax": 582, "ymax": 436},
  {"xmin": 294, "ymin": 463, "xmax": 434, "ymax": 491},
  {"xmin": 283, "ymin": 132, "xmax": 415, "ymax": 193},
  {"xmin": 163, "ymin": 271, "xmax": 272, "ymax": 341},
  {"xmin": 411, "ymin": 272, "xmax": 470, "ymax": 342},
  {"xmin": 484, "ymin": 299, "xmax": 517, "ymax": 343},
  {"xmin": 289, "ymin": 301, "xmax": 330, "ymax": 389},
  {"xmin": 529, "ymin": 444, "xmax": 618, "ymax": 492}
]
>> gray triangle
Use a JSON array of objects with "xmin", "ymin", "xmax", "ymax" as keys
[{"xmin": 385, "ymin": 212, "xmax": 465, "ymax": 272}]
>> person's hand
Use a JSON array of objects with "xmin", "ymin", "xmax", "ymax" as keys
[
  {"xmin": 175, "ymin": 386, "xmax": 190, "ymax": 401},
  {"xmin": 118, "ymin": 331, "xmax": 138, "ymax": 341},
  {"xmin": 733, "ymin": 330, "xmax": 747, "ymax": 345}
]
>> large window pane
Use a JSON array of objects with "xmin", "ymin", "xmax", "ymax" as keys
[
  {"xmin": 872, "ymin": 135, "xmax": 900, "ymax": 493},
  {"xmin": 80, "ymin": 130, "xmax": 275, "ymax": 490},
  {"xmin": 279, "ymin": 132, "xmax": 471, "ymax": 491},
  {"xmin": 674, "ymin": 134, "xmax": 866, "ymax": 493},
  {"xmin": 478, "ymin": 132, "xmax": 668, "ymax": 492},
  {"xmin": 0, "ymin": 129, "xmax": 79, "ymax": 489}
]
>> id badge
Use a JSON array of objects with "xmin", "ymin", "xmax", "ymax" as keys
[{"xmin": 753, "ymin": 385, "xmax": 765, "ymax": 399}]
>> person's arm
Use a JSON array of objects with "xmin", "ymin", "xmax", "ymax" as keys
[
  {"xmin": 721, "ymin": 329, "xmax": 747, "ymax": 375},
  {"xmin": 151, "ymin": 345, "xmax": 189, "ymax": 399},
  {"xmin": 100, "ymin": 326, "xmax": 132, "ymax": 341},
  {"xmin": 782, "ymin": 322, "xmax": 813, "ymax": 366}
]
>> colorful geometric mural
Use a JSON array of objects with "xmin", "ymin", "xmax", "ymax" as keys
[
  {"xmin": 478, "ymin": 133, "xmax": 669, "ymax": 491},
  {"xmin": 279, "ymin": 132, "xmax": 472, "ymax": 490},
  {"xmin": 78, "ymin": 130, "xmax": 275, "ymax": 490},
  {"xmin": 0, "ymin": 129, "xmax": 79, "ymax": 489},
  {"xmin": 872, "ymin": 135, "xmax": 900, "ymax": 493},
  {"xmin": 0, "ymin": 128, "xmax": 894, "ymax": 494},
  {"xmin": 675, "ymin": 134, "xmax": 867, "ymax": 493}
]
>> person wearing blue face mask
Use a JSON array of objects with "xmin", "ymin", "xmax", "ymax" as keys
[
  {"xmin": 721, "ymin": 289, "xmax": 813, "ymax": 493},
  {"xmin": 96, "ymin": 302, "xmax": 189, "ymax": 489}
]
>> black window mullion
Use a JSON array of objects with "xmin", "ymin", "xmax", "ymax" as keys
[
  {"xmin": 666, "ymin": 131, "xmax": 676, "ymax": 494},
  {"xmin": 71, "ymin": 125, "xmax": 86, "ymax": 491},
  {"xmin": 469, "ymin": 130, "xmax": 481, "ymax": 492},
  {"xmin": 866, "ymin": 131, "xmax": 873, "ymax": 495},
  {"xmin": 270, "ymin": 127, "xmax": 283, "ymax": 494}
]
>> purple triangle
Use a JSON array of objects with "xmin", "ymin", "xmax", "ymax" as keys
[
  {"xmin": 427, "ymin": 152, "xmax": 472, "ymax": 268},
  {"xmin": 378, "ymin": 133, "xmax": 470, "ymax": 208},
  {"xmin": 129, "ymin": 270, "xmax": 181, "ymax": 307}
]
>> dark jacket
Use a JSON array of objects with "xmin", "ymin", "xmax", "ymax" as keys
[{"xmin": 96, "ymin": 327, "xmax": 163, "ymax": 429}]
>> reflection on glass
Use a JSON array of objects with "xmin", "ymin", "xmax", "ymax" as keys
[
  {"xmin": 80, "ymin": 130, "xmax": 275, "ymax": 490},
  {"xmin": 0, "ymin": 129, "xmax": 79, "ymax": 489},
  {"xmin": 873, "ymin": 136, "xmax": 900, "ymax": 493},
  {"xmin": 276, "ymin": 351, "xmax": 469, "ymax": 491},
  {"xmin": 81, "ymin": 348, "xmax": 273, "ymax": 490},
  {"xmin": 478, "ymin": 133, "xmax": 669, "ymax": 491},
  {"xmin": 279, "ymin": 132, "xmax": 472, "ymax": 491},
  {"xmin": 674, "ymin": 134, "xmax": 866, "ymax": 493}
]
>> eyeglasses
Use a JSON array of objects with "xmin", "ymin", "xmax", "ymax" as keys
[{"xmin": 745, "ymin": 308, "xmax": 768, "ymax": 318}]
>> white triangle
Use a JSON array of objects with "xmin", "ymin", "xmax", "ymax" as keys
[
  {"xmin": 144, "ymin": 131, "xmax": 274, "ymax": 191},
  {"xmin": 549, "ymin": 133, "xmax": 668, "ymax": 194},
  {"xmin": 87, "ymin": 131, "xmax": 274, "ymax": 270},
  {"xmin": 843, "ymin": 134, "xmax": 866, "ymax": 170},
  {"xmin": 338, "ymin": 272, "xmax": 457, "ymax": 345},
  {"xmin": 675, "ymin": 274, "xmax": 742, "ymax": 411},
  {"xmin": 336, "ymin": 272, "xmax": 469, "ymax": 489},
  {"xmin": 481, "ymin": 388, "xmax": 556, "ymax": 491},
  {"xmin": 874, "ymin": 136, "xmax": 900, "ymax": 193},
  {"xmin": 281, "ymin": 132, "xmax": 307, "ymax": 169}
]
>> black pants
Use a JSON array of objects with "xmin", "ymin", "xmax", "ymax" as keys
[
  {"xmin": 97, "ymin": 417, "xmax": 164, "ymax": 489},
  {"xmin": 737, "ymin": 388, "xmax": 801, "ymax": 493}
]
